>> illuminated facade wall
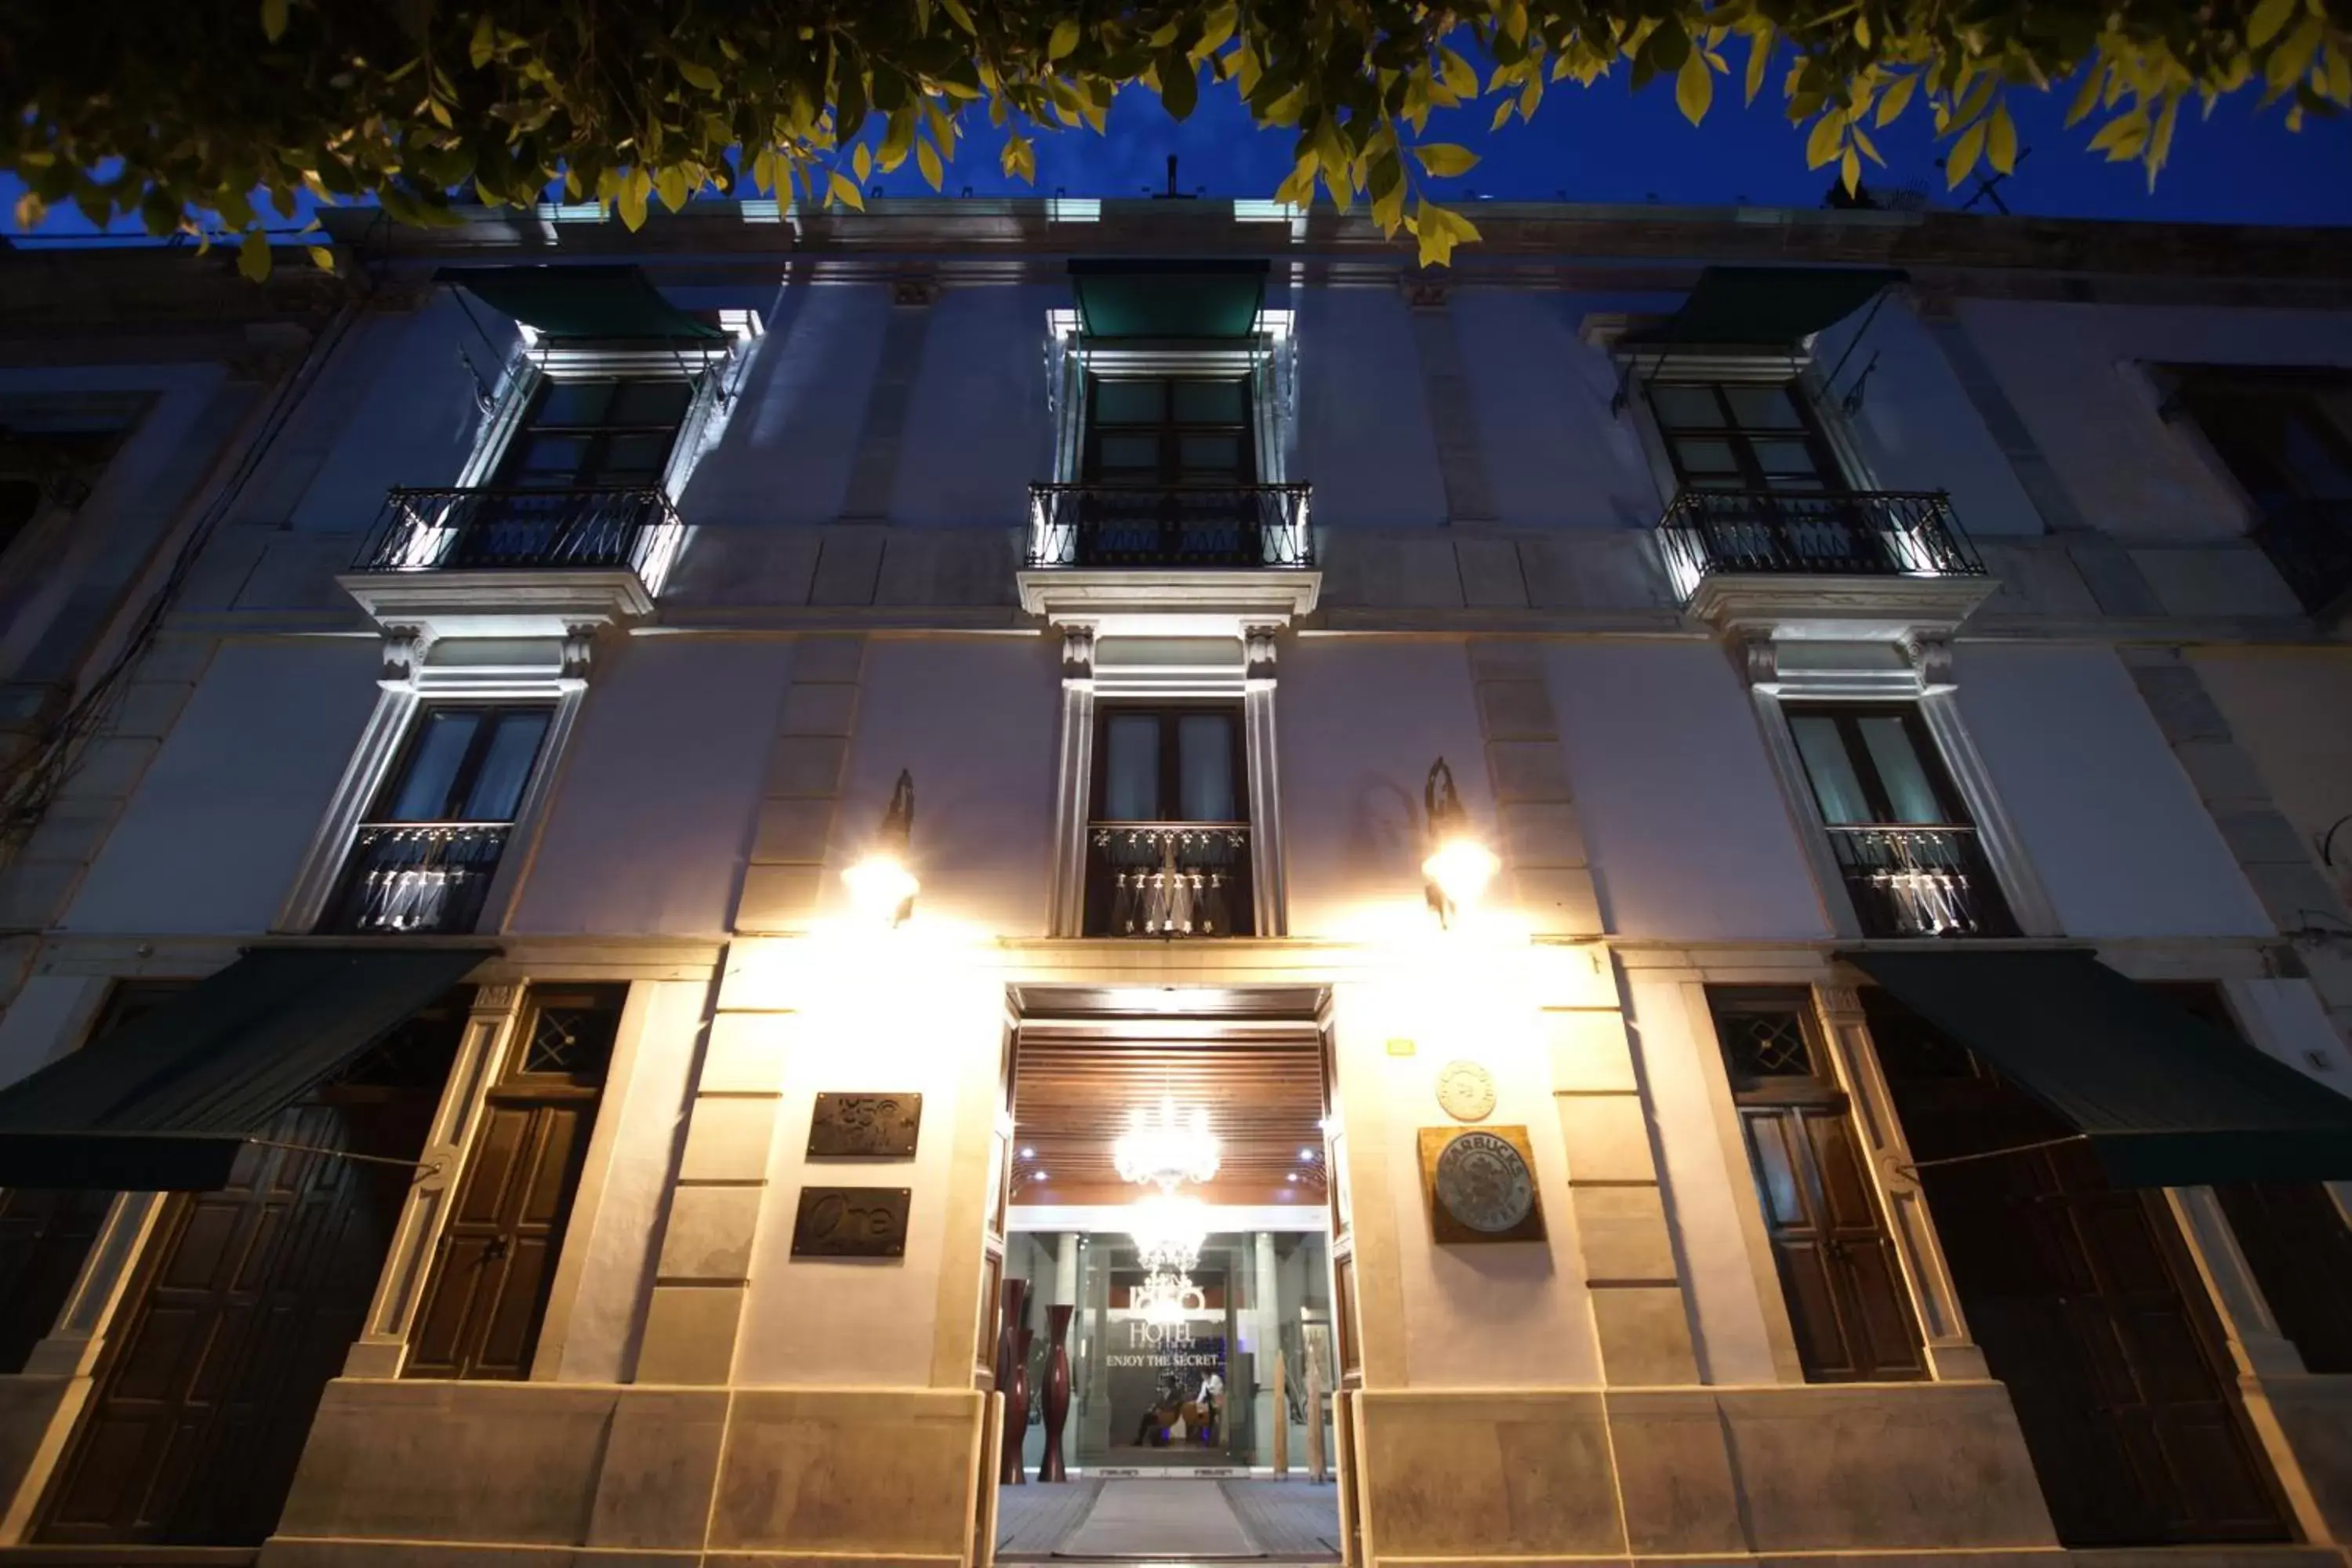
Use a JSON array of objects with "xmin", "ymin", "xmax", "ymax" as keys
[{"xmin": 0, "ymin": 203, "xmax": 2350, "ymax": 1566}]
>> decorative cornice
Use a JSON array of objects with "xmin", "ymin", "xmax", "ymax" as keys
[
  {"xmin": 1016, "ymin": 568, "xmax": 1323, "ymax": 637},
  {"xmin": 339, "ymin": 568, "xmax": 655, "ymax": 642},
  {"xmin": 1685, "ymin": 571, "xmax": 1999, "ymax": 644}
]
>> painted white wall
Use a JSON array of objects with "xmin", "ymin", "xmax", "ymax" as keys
[
  {"xmin": 508, "ymin": 637, "xmax": 795, "ymax": 935},
  {"xmin": 1276, "ymin": 638, "xmax": 1494, "ymax": 937},
  {"xmin": 1955, "ymin": 644, "xmax": 2272, "ymax": 937},
  {"xmin": 1621, "ymin": 976, "xmax": 1784, "ymax": 1385},
  {"xmin": 891, "ymin": 284, "xmax": 1059, "ymax": 527},
  {"xmin": 1334, "ymin": 953, "xmax": 1604, "ymax": 1388},
  {"xmin": 1449, "ymin": 291, "xmax": 1661, "ymax": 530},
  {"xmin": 65, "ymin": 637, "xmax": 379, "ymax": 933},
  {"xmin": 681, "ymin": 283, "xmax": 890, "ymax": 527},
  {"xmin": 1545, "ymin": 642, "xmax": 1832, "ymax": 941},
  {"xmin": 0, "ymin": 975, "xmax": 100, "ymax": 1093},
  {"xmin": 2227, "ymin": 976, "xmax": 2352, "ymax": 1087},
  {"xmin": 285, "ymin": 296, "xmax": 506, "ymax": 532},
  {"xmin": 1957, "ymin": 299, "xmax": 2352, "ymax": 540},
  {"xmin": 2187, "ymin": 648, "xmax": 2352, "ymax": 912},
  {"xmin": 1294, "ymin": 288, "xmax": 1447, "ymax": 528},
  {"xmin": 1814, "ymin": 301, "xmax": 2045, "ymax": 538},
  {"xmin": 826, "ymin": 635, "xmax": 1060, "ymax": 938}
]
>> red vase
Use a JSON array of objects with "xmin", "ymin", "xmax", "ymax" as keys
[
  {"xmin": 997, "ymin": 1278, "xmax": 1030, "ymax": 1486},
  {"xmin": 1040, "ymin": 1304, "xmax": 1074, "ymax": 1482}
]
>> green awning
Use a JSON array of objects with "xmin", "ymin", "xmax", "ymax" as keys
[
  {"xmin": 1623, "ymin": 265, "xmax": 1907, "ymax": 350},
  {"xmin": 0, "ymin": 946, "xmax": 492, "ymax": 1190},
  {"xmin": 1071, "ymin": 260, "xmax": 1269, "ymax": 339},
  {"xmin": 445, "ymin": 265, "xmax": 727, "ymax": 341},
  {"xmin": 1850, "ymin": 949, "xmax": 2352, "ymax": 1187}
]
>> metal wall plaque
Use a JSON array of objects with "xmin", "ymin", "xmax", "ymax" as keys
[
  {"xmin": 807, "ymin": 1092, "xmax": 922, "ymax": 1157},
  {"xmin": 790, "ymin": 1186, "xmax": 911, "ymax": 1258},
  {"xmin": 1417, "ymin": 1125, "xmax": 1546, "ymax": 1245}
]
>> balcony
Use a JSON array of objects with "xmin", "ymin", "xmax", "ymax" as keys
[
  {"xmin": 1028, "ymin": 483, "xmax": 1312, "ymax": 569},
  {"xmin": 321, "ymin": 823, "xmax": 510, "ymax": 935},
  {"xmin": 1657, "ymin": 488, "xmax": 1996, "ymax": 639},
  {"xmin": 339, "ymin": 486, "xmax": 684, "ymax": 637},
  {"xmin": 2249, "ymin": 497, "xmax": 2352, "ymax": 619},
  {"xmin": 1827, "ymin": 824, "xmax": 2016, "ymax": 938},
  {"xmin": 1083, "ymin": 823, "xmax": 1254, "ymax": 938}
]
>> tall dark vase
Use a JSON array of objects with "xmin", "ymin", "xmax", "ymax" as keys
[
  {"xmin": 1040, "ymin": 1304, "xmax": 1074, "ymax": 1482},
  {"xmin": 996, "ymin": 1278, "xmax": 1030, "ymax": 1486}
]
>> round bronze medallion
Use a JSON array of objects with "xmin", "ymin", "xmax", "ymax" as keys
[
  {"xmin": 1433, "ymin": 1131, "xmax": 1535, "ymax": 1235},
  {"xmin": 1435, "ymin": 1059, "xmax": 1497, "ymax": 1122}
]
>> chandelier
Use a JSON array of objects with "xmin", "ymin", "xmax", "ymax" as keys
[
  {"xmin": 1128, "ymin": 1192, "xmax": 1207, "ymax": 1276},
  {"xmin": 1112, "ymin": 1098, "xmax": 1221, "ymax": 1192}
]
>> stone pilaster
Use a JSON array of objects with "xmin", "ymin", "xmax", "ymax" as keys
[
  {"xmin": 839, "ymin": 278, "xmax": 936, "ymax": 523},
  {"xmin": 1405, "ymin": 283, "xmax": 1497, "ymax": 527},
  {"xmin": 1467, "ymin": 641, "xmax": 1599, "ymax": 936},
  {"xmin": 738, "ymin": 635, "xmax": 866, "ymax": 933}
]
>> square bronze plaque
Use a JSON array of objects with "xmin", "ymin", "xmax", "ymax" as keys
[
  {"xmin": 1417, "ymin": 1125, "xmax": 1547, "ymax": 1244},
  {"xmin": 790, "ymin": 1186, "xmax": 911, "ymax": 1258},
  {"xmin": 807, "ymin": 1092, "xmax": 922, "ymax": 1157}
]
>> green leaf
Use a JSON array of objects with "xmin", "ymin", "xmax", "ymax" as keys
[
  {"xmin": 1438, "ymin": 45, "xmax": 1479, "ymax": 100},
  {"xmin": 13, "ymin": 191, "xmax": 45, "ymax": 230},
  {"xmin": 1411, "ymin": 142, "xmax": 1479, "ymax": 176},
  {"xmin": 306, "ymin": 244, "xmax": 336, "ymax": 274},
  {"xmin": 937, "ymin": 0, "xmax": 975, "ymax": 32},
  {"xmin": 2249, "ymin": 0, "xmax": 2298, "ymax": 50},
  {"xmin": 829, "ymin": 171, "xmax": 866, "ymax": 209},
  {"xmin": 1675, "ymin": 49, "xmax": 1713, "ymax": 124},
  {"xmin": 1875, "ymin": 71, "xmax": 1917, "ymax": 126},
  {"xmin": 2147, "ymin": 92, "xmax": 2182, "ymax": 184},
  {"xmin": 1840, "ymin": 145, "xmax": 1861, "ymax": 193},
  {"xmin": 618, "ymin": 166, "xmax": 651, "ymax": 230},
  {"xmin": 468, "ymin": 14, "xmax": 495, "ymax": 69},
  {"xmin": 2087, "ymin": 107, "xmax": 2149, "ymax": 158},
  {"xmin": 1946, "ymin": 118, "xmax": 1987, "ymax": 186},
  {"xmin": 2270, "ymin": 16, "xmax": 2325, "ymax": 91},
  {"xmin": 1987, "ymin": 98, "xmax": 2018, "ymax": 174},
  {"xmin": 1047, "ymin": 18, "xmax": 1080, "ymax": 60},
  {"xmin": 260, "ymin": 0, "xmax": 288, "ymax": 42},
  {"xmin": 2067, "ymin": 65, "xmax": 2106, "ymax": 127},
  {"xmin": 678, "ymin": 58, "xmax": 720, "ymax": 93},
  {"xmin": 238, "ymin": 229, "xmax": 270, "ymax": 281},
  {"xmin": 1158, "ymin": 52, "xmax": 1198, "ymax": 119},
  {"xmin": 1804, "ymin": 111, "xmax": 1843, "ymax": 169},
  {"xmin": 916, "ymin": 135, "xmax": 945, "ymax": 190},
  {"xmin": 1745, "ymin": 28, "xmax": 1774, "ymax": 106},
  {"xmin": 655, "ymin": 163, "xmax": 692, "ymax": 212},
  {"xmin": 854, "ymin": 141, "xmax": 873, "ymax": 181}
]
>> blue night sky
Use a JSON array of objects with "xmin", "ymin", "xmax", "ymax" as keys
[{"xmin": 7, "ymin": 68, "xmax": 2348, "ymax": 241}]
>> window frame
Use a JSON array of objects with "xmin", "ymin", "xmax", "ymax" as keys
[
  {"xmin": 1649, "ymin": 379, "xmax": 1851, "ymax": 495},
  {"xmin": 1087, "ymin": 702, "xmax": 1249, "ymax": 827},
  {"xmin": 491, "ymin": 374, "xmax": 697, "ymax": 492},
  {"xmin": 1080, "ymin": 372, "xmax": 1260, "ymax": 489},
  {"xmin": 365, "ymin": 702, "xmax": 559, "ymax": 828},
  {"xmin": 1780, "ymin": 703, "xmax": 1970, "ymax": 829}
]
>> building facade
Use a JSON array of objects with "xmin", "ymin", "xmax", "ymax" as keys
[{"xmin": 0, "ymin": 196, "xmax": 2350, "ymax": 1568}]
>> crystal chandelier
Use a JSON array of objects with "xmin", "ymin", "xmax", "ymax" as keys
[
  {"xmin": 1112, "ymin": 1098, "xmax": 1221, "ymax": 1192},
  {"xmin": 1131, "ymin": 1268, "xmax": 1208, "ymax": 1327},
  {"xmin": 1128, "ymin": 1192, "xmax": 1207, "ymax": 1276}
]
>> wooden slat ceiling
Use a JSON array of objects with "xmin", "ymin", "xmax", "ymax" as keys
[{"xmin": 1011, "ymin": 1031, "xmax": 1327, "ymax": 1201}]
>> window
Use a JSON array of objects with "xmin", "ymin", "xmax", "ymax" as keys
[
  {"xmin": 1709, "ymin": 989, "xmax": 1924, "ymax": 1384},
  {"xmin": 1649, "ymin": 381, "xmax": 1846, "ymax": 493},
  {"xmin": 1085, "ymin": 705, "xmax": 1250, "ymax": 938},
  {"xmin": 1783, "ymin": 705, "xmax": 2014, "ymax": 937},
  {"xmin": 2168, "ymin": 367, "xmax": 2352, "ymax": 612},
  {"xmin": 405, "ymin": 985, "xmax": 622, "ymax": 1381},
  {"xmin": 323, "ymin": 705, "xmax": 554, "ymax": 935},
  {"xmin": 496, "ymin": 376, "xmax": 693, "ymax": 491},
  {"xmin": 1083, "ymin": 375, "xmax": 1257, "ymax": 487}
]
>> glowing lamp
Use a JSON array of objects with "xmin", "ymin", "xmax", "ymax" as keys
[
  {"xmin": 1422, "ymin": 757, "xmax": 1499, "ymax": 927},
  {"xmin": 842, "ymin": 769, "xmax": 919, "ymax": 925}
]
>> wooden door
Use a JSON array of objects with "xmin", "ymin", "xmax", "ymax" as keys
[
  {"xmin": 1867, "ymin": 996, "xmax": 2289, "ymax": 1548},
  {"xmin": 403, "ymin": 987, "xmax": 619, "ymax": 1381},
  {"xmin": 34, "ymin": 1017, "xmax": 458, "ymax": 1548},
  {"xmin": 1711, "ymin": 992, "xmax": 1924, "ymax": 1382}
]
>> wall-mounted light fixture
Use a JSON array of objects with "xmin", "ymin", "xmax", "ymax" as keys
[
  {"xmin": 840, "ymin": 769, "xmax": 919, "ymax": 926},
  {"xmin": 1422, "ymin": 757, "xmax": 1499, "ymax": 928}
]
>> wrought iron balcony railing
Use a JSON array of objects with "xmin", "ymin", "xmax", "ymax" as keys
[
  {"xmin": 2249, "ymin": 497, "xmax": 2352, "ymax": 616},
  {"xmin": 1084, "ymin": 822, "xmax": 1254, "ymax": 938},
  {"xmin": 1826, "ymin": 824, "xmax": 2016, "ymax": 939},
  {"xmin": 1655, "ymin": 488, "xmax": 1986, "ymax": 603},
  {"xmin": 322, "ymin": 822, "xmax": 510, "ymax": 935},
  {"xmin": 1028, "ymin": 483, "xmax": 1312, "ymax": 569},
  {"xmin": 354, "ymin": 486, "xmax": 685, "ymax": 593}
]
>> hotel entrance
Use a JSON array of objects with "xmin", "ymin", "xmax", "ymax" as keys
[{"xmin": 991, "ymin": 987, "xmax": 1342, "ymax": 1562}]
